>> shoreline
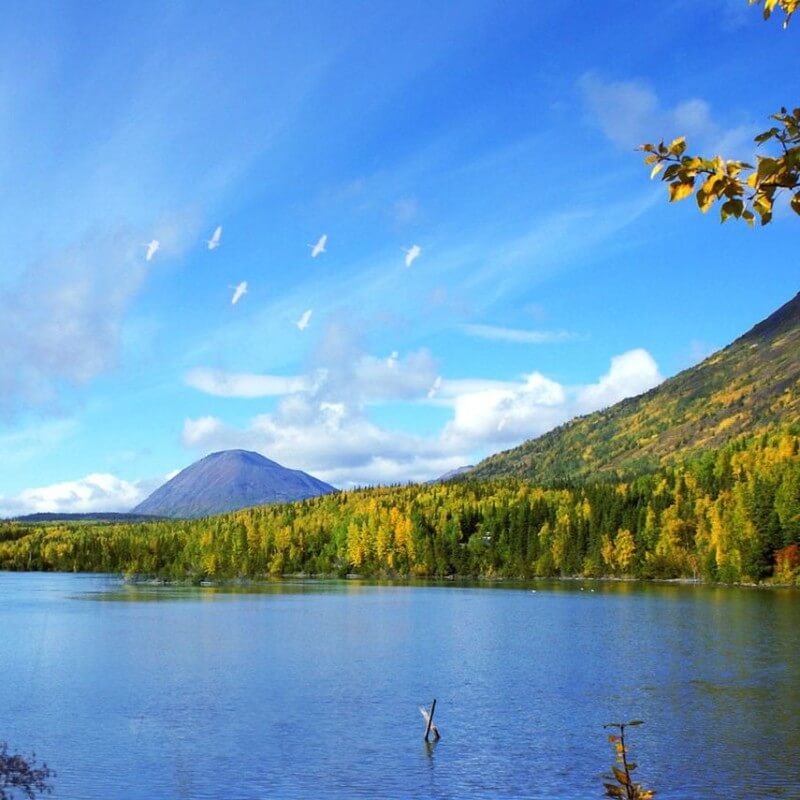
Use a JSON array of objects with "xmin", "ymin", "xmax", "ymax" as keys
[{"xmin": 116, "ymin": 572, "xmax": 798, "ymax": 591}]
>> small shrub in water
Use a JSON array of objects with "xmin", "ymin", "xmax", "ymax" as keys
[{"xmin": 602, "ymin": 721, "xmax": 653, "ymax": 800}]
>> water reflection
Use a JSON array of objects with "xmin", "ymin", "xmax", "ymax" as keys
[{"xmin": 0, "ymin": 572, "xmax": 798, "ymax": 799}]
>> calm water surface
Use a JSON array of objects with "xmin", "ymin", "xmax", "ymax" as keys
[{"xmin": 1, "ymin": 573, "xmax": 798, "ymax": 799}]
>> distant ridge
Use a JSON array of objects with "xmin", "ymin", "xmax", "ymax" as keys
[
  {"xmin": 470, "ymin": 291, "xmax": 800, "ymax": 483},
  {"xmin": 427, "ymin": 465, "xmax": 475, "ymax": 484},
  {"xmin": 11, "ymin": 512, "xmax": 165, "ymax": 524},
  {"xmin": 132, "ymin": 449, "xmax": 336, "ymax": 519}
]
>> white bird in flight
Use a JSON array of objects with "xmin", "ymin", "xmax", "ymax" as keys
[
  {"xmin": 229, "ymin": 281, "xmax": 248, "ymax": 305},
  {"xmin": 403, "ymin": 244, "xmax": 422, "ymax": 268},
  {"xmin": 144, "ymin": 240, "xmax": 160, "ymax": 261},
  {"xmin": 427, "ymin": 375, "xmax": 442, "ymax": 399},
  {"xmin": 309, "ymin": 234, "xmax": 327, "ymax": 258},
  {"xmin": 296, "ymin": 309, "xmax": 313, "ymax": 331},
  {"xmin": 207, "ymin": 226, "xmax": 222, "ymax": 250}
]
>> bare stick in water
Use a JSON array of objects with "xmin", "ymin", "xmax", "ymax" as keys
[{"xmin": 419, "ymin": 699, "xmax": 441, "ymax": 741}]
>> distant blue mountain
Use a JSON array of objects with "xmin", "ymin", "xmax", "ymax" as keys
[{"xmin": 132, "ymin": 450, "xmax": 336, "ymax": 519}]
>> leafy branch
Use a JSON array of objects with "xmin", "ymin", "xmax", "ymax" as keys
[
  {"xmin": 602, "ymin": 721, "xmax": 654, "ymax": 800},
  {"xmin": 749, "ymin": 0, "xmax": 798, "ymax": 27},
  {"xmin": 640, "ymin": 108, "xmax": 800, "ymax": 225},
  {"xmin": 640, "ymin": 0, "xmax": 799, "ymax": 225}
]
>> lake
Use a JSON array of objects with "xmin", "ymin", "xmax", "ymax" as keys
[{"xmin": 1, "ymin": 573, "xmax": 798, "ymax": 799}]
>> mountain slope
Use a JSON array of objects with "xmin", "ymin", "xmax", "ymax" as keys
[
  {"xmin": 132, "ymin": 450, "xmax": 336, "ymax": 518},
  {"xmin": 471, "ymin": 291, "xmax": 800, "ymax": 483}
]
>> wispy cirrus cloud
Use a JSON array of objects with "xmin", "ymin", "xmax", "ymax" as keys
[
  {"xmin": 0, "ymin": 419, "xmax": 79, "ymax": 462},
  {"xmin": 460, "ymin": 323, "xmax": 580, "ymax": 344},
  {"xmin": 184, "ymin": 368, "xmax": 309, "ymax": 398}
]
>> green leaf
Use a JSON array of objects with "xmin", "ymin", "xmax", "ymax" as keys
[
  {"xmin": 754, "ymin": 128, "xmax": 778, "ymax": 144},
  {"xmin": 756, "ymin": 157, "xmax": 781, "ymax": 179}
]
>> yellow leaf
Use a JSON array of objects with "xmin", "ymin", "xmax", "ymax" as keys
[
  {"xmin": 612, "ymin": 766, "xmax": 630, "ymax": 785},
  {"xmin": 669, "ymin": 181, "xmax": 694, "ymax": 202},
  {"xmin": 696, "ymin": 190, "xmax": 713, "ymax": 213},
  {"xmin": 668, "ymin": 136, "xmax": 687, "ymax": 156},
  {"xmin": 700, "ymin": 173, "xmax": 725, "ymax": 196}
]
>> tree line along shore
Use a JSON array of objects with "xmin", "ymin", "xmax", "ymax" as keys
[{"xmin": 1, "ymin": 429, "xmax": 798, "ymax": 587}]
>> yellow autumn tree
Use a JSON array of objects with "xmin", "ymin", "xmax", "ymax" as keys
[{"xmin": 613, "ymin": 529, "xmax": 637, "ymax": 574}]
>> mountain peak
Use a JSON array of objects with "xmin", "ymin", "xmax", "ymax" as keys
[
  {"xmin": 470, "ymin": 290, "xmax": 800, "ymax": 483},
  {"xmin": 202, "ymin": 449, "xmax": 281, "ymax": 467},
  {"xmin": 737, "ymin": 291, "xmax": 800, "ymax": 346},
  {"xmin": 132, "ymin": 449, "xmax": 336, "ymax": 518}
]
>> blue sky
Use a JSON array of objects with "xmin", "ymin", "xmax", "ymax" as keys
[{"xmin": 0, "ymin": 0, "xmax": 797, "ymax": 514}]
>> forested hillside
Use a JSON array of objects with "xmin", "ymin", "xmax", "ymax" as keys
[
  {"xmin": 2, "ymin": 429, "xmax": 798, "ymax": 585},
  {"xmin": 470, "ymin": 292, "xmax": 800, "ymax": 483}
]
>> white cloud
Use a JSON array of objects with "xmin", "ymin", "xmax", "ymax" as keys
[
  {"xmin": 0, "ymin": 214, "xmax": 204, "ymax": 418},
  {"xmin": 579, "ymin": 73, "xmax": 752, "ymax": 157},
  {"xmin": 182, "ymin": 325, "xmax": 665, "ymax": 485},
  {"xmin": 183, "ymin": 416, "xmax": 226, "ymax": 445},
  {"xmin": 442, "ymin": 372, "xmax": 568, "ymax": 449},
  {"xmin": 575, "ymin": 348, "xmax": 663, "ymax": 413},
  {"xmin": 0, "ymin": 344, "xmax": 670, "ymax": 508},
  {"xmin": 0, "ymin": 473, "xmax": 147, "ymax": 518},
  {"xmin": 0, "ymin": 229, "xmax": 147, "ymax": 414},
  {"xmin": 460, "ymin": 323, "xmax": 579, "ymax": 344},
  {"xmin": 579, "ymin": 74, "xmax": 660, "ymax": 149},
  {"xmin": 184, "ymin": 368, "xmax": 308, "ymax": 398},
  {"xmin": 186, "ymin": 322, "xmax": 439, "ymax": 406},
  {"xmin": 181, "ymin": 409, "xmax": 465, "ymax": 487}
]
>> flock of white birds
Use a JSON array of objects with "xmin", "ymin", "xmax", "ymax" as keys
[
  {"xmin": 142, "ymin": 226, "xmax": 441, "ymax": 419},
  {"xmin": 142, "ymin": 228, "xmax": 423, "ymax": 335}
]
